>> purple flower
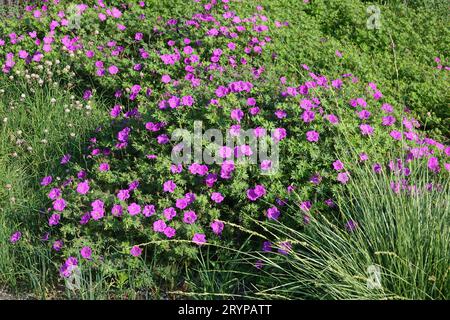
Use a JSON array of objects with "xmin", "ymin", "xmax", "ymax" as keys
[
  {"xmin": 390, "ymin": 130, "xmax": 402, "ymax": 141},
  {"xmin": 381, "ymin": 103, "xmax": 393, "ymax": 113},
  {"xmin": 130, "ymin": 246, "xmax": 142, "ymax": 257},
  {"xmin": 111, "ymin": 204, "xmax": 123, "ymax": 217},
  {"xmin": 332, "ymin": 160, "xmax": 344, "ymax": 171},
  {"xmin": 278, "ymin": 241, "xmax": 292, "ymax": 255},
  {"xmin": 60, "ymin": 257, "xmax": 78, "ymax": 278},
  {"xmin": 161, "ymin": 74, "xmax": 171, "ymax": 83},
  {"xmin": 300, "ymin": 201, "xmax": 312, "ymax": 212},
  {"xmin": 231, "ymin": 109, "xmax": 244, "ymax": 122},
  {"xmin": 41, "ymin": 233, "xmax": 50, "ymax": 241},
  {"xmin": 211, "ymin": 192, "xmax": 224, "ymax": 203},
  {"xmin": 128, "ymin": 180, "xmax": 140, "ymax": 191},
  {"xmin": 163, "ymin": 180, "xmax": 176, "ymax": 193},
  {"xmin": 164, "ymin": 227, "xmax": 176, "ymax": 238},
  {"xmin": 427, "ymin": 157, "xmax": 440, "ymax": 173},
  {"xmin": 272, "ymin": 128, "xmax": 287, "ymax": 143},
  {"xmin": 76, "ymin": 181, "xmax": 90, "ymax": 195},
  {"xmin": 360, "ymin": 124, "xmax": 374, "ymax": 136},
  {"xmin": 48, "ymin": 188, "xmax": 61, "ymax": 200},
  {"xmin": 183, "ymin": 210, "xmax": 197, "ymax": 224},
  {"xmin": 260, "ymin": 160, "xmax": 272, "ymax": 171},
  {"xmin": 117, "ymin": 189, "xmax": 130, "ymax": 201},
  {"xmin": 302, "ymin": 110, "xmax": 315, "ymax": 123},
  {"xmin": 181, "ymin": 95, "xmax": 194, "ymax": 106},
  {"xmin": 163, "ymin": 207, "xmax": 177, "ymax": 221},
  {"xmin": 382, "ymin": 115, "xmax": 396, "ymax": 126},
  {"xmin": 40, "ymin": 175, "xmax": 52, "ymax": 186},
  {"xmin": 211, "ymin": 220, "xmax": 224, "ymax": 235},
  {"xmin": 127, "ymin": 203, "xmax": 141, "ymax": 216},
  {"xmin": 10, "ymin": 231, "xmax": 21, "ymax": 244},
  {"xmin": 53, "ymin": 239, "xmax": 64, "ymax": 251},
  {"xmin": 80, "ymin": 212, "xmax": 91, "ymax": 225},
  {"xmin": 327, "ymin": 114, "xmax": 340, "ymax": 124},
  {"xmin": 99, "ymin": 162, "xmax": 110, "ymax": 171},
  {"xmin": 49, "ymin": 213, "xmax": 61, "ymax": 226},
  {"xmin": 80, "ymin": 246, "xmax": 92, "ymax": 260},
  {"xmin": 310, "ymin": 173, "xmax": 322, "ymax": 185},
  {"xmin": 192, "ymin": 233, "xmax": 207, "ymax": 245},
  {"xmin": 153, "ymin": 219, "xmax": 167, "ymax": 232},
  {"xmin": 247, "ymin": 184, "xmax": 266, "ymax": 201},
  {"xmin": 176, "ymin": 197, "xmax": 189, "ymax": 210},
  {"xmin": 108, "ymin": 65, "xmax": 119, "ymax": 75},
  {"xmin": 306, "ymin": 130, "xmax": 319, "ymax": 142},
  {"xmin": 266, "ymin": 206, "xmax": 280, "ymax": 220},
  {"xmin": 110, "ymin": 105, "xmax": 122, "ymax": 118},
  {"xmin": 345, "ymin": 220, "xmax": 358, "ymax": 232},
  {"xmin": 262, "ymin": 241, "xmax": 272, "ymax": 252},
  {"xmin": 142, "ymin": 205, "xmax": 156, "ymax": 217},
  {"xmin": 337, "ymin": 172, "xmax": 350, "ymax": 184},
  {"xmin": 358, "ymin": 110, "xmax": 371, "ymax": 120},
  {"xmin": 324, "ymin": 199, "xmax": 335, "ymax": 208},
  {"xmin": 90, "ymin": 200, "xmax": 105, "ymax": 220},
  {"xmin": 60, "ymin": 154, "xmax": 71, "ymax": 165},
  {"xmin": 373, "ymin": 163, "xmax": 382, "ymax": 173}
]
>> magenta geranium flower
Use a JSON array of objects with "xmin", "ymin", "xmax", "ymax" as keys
[
  {"xmin": 192, "ymin": 233, "xmax": 206, "ymax": 245},
  {"xmin": 272, "ymin": 128, "xmax": 287, "ymax": 142},
  {"xmin": 247, "ymin": 184, "xmax": 266, "ymax": 201},
  {"xmin": 211, "ymin": 192, "xmax": 224, "ymax": 203},
  {"xmin": 211, "ymin": 220, "xmax": 224, "ymax": 235},
  {"xmin": 49, "ymin": 213, "xmax": 61, "ymax": 226},
  {"xmin": 153, "ymin": 219, "xmax": 167, "ymax": 232},
  {"xmin": 427, "ymin": 157, "xmax": 440, "ymax": 173},
  {"xmin": 127, "ymin": 203, "xmax": 141, "ymax": 216},
  {"xmin": 80, "ymin": 246, "xmax": 92, "ymax": 260},
  {"xmin": 337, "ymin": 172, "xmax": 350, "ymax": 184},
  {"xmin": 48, "ymin": 188, "xmax": 61, "ymax": 200},
  {"xmin": 266, "ymin": 206, "xmax": 280, "ymax": 220},
  {"xmin": 142, "ymin": 205, "xmax": 156, "ymax": 217},
  {"xmin": 183, "ymin": 210, "xmax": 197, "ymax": 224},
  {"xmin": 111, "ymin": 204, "xmax": 123, "ymax": 216},
  {"xmin": 10, "ymin": 231, "xmax": 21, "ymax": 244},
  {"xmin": 360, "ymin": 124, "xmax": 374, "ymax": 136},
  {"xmin": 298, "ymin": 199, "xmax": 311, "ymax": 211},
  {"xmin": 53, "ymin": 239, "xmax": 63, "ymax": 251},
  {"xmin": 176, "ymin": 197, "xmax": 188, "ymax": 210},
  {"xmin": 278, "ymin": 241, "xmax": 292, "ymax": 255},
  {"xmin": 40, "ymin": 175, "xmax": 52, "ymax": 186},
  {"xmin": 53, "ymin": 198, "xmax": 66, "ymax": 212},
  {"xmin": 164, "ymin": 226, "xmax": 176, "ymax": 238},
  {"xmin": 306, "ymin": 130, "xmax": 319, "ymax": 142},
  {"xmin": 99, "ymin": 162, "xmax": 110, "ymax": 171},
  {"xmin": 76, "ymin": 181, "xmax": 90, "ymax": 195},
  {"xmin": 163, "ymin": 180, "xmax": 176, "ymax": 193},
  {"xmin": 332, "ymin": 160, "xmax": 344, "ymax": 171},
  {"xmin": 163, "ymin": 207, "xmax": 177, "ymax": 221},
  {"xmin": 117, "ymin": 189, "xmax": 130, "ymax": 201},
  {"xmin": 130, "ymin": 246, "xmax": 142, "ymax": 257},
  {"xmin": 60, "ymin": 257, "xmax": 78, "ymax": 278}
]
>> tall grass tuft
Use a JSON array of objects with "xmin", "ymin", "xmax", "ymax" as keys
[{"xmin": 238, "ymin": 162, "xmax": 449, "ymax": 300}]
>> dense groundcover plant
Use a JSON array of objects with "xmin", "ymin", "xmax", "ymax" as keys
[{"xmin": 2, "ymin": 0, "xmax": 449, "ymax": 295}]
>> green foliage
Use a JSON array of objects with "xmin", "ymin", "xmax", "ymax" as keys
[{"xmin": 0, "ymin": 0, "xmax": 448, "ymax": 300}]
